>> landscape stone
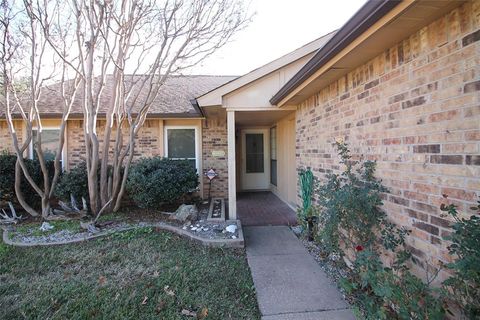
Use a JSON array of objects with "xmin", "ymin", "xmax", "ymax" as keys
[
  {"xmin": 169, "ymin": 204, "xmax": 198, "ymax": 222},
  {"xmin": 226, "ymin": 224, "xmax": 237, "ymax": 233}
]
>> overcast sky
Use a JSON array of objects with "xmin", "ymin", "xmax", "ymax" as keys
[{"xmin": 191, "ymin": 0, "xmax": 367, "ymax": 76}]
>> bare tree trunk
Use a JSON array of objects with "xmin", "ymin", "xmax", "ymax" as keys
[
  {"xmin": 4, "ymin": 0, "xmax": 249, "ymax": 220},
  {"xmin": 1, "ymin": 0, "xmax": 81, "ymax": 219}
]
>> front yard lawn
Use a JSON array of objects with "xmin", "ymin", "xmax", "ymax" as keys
[{"xmin": 0, "ymin": 228, "xmax": 260, "ymax": 319}]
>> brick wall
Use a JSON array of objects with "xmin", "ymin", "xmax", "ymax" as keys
[
  {"xmin": 67, "ymin": 119, "xmax": 162, "ymax": 168},
  {"xmin": 202, "ymin": 118, "xmax": 228, "ymax": 198},
  {"xmin": 0, "ymin": 120, "xmax": 23, "ymax": 153},
  {"xmin": 296, "ymin": 1, "xmax": 480, "ymax": 282}
]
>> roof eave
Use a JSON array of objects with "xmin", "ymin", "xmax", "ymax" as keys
[{"xmin": 270, "ymin": 0, "xmax": 402, "ymax": 106}]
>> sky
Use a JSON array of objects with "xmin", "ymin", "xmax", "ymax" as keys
[{"xmin": 191, "ymin": 0, "xmax": 368, "ymax": 76}]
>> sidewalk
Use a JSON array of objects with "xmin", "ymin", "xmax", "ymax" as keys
[{"xmin": 244, "ymin": 226, "xmax": 355, "ymax": 320}]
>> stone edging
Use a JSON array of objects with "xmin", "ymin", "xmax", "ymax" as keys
[{"xmin": 2, "ymin": 220, "xmax": 244, "ymax": 249}]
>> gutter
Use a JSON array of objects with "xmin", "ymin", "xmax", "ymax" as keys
[
  {"xmin": 3, "ymin": 112, "xmax": 204, "ymax": 120},
  {"xmin": 269, "ymin": 0, "xmax": 402, "ymax": 106},
  {"xmin": 190, "ymin": 99, "xmax": 206, "ymax": 118}
]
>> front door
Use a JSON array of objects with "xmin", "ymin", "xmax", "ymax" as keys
[{"xmin": 241, "ymin": 129, "xmax": 269, "ymax": 190}]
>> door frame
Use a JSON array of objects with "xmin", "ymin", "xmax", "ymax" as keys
[{"xmin": 240, "ymin": 128, "xmax": 270, "ymax": 191}]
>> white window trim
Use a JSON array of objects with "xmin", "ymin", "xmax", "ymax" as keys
[
  {"xmin": 29, "ymin": 126, "xmax": 65, "ymax": 170},
  {"xmin": 164, "ymin": 125, "xmax": 200, "ymax": 172}
]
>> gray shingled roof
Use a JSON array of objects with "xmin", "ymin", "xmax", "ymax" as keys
[{"xmin": 3, "ymin": 75, "xmax": 236, "ymax": 118}]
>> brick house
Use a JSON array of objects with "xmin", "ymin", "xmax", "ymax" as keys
[
  {"xmin": 1, "ymin": 0, "xmax": 479, "ymax": 281},
  {"xmin": 198, "ymin": 0, "xmax": 479, "ymax": 282}
]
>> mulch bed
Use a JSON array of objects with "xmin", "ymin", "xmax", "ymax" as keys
[{"xmin": 3, "ymin": 201, "xmax": 240, "ymax": 246}]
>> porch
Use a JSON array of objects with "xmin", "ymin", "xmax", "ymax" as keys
[
  {"xmin": 236, "ymin": 192, "xmax": 297, "ymax": 226},
  {"xmin": 226, "ymin": 109, "xmax": 297, "ymax": 221}
]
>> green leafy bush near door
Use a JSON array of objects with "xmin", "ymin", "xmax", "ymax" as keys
[{"xmin": 126, "ymin": 157, "xmax": 199, "ymax": 209}]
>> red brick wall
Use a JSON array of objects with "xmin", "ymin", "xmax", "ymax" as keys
[
  {"xmin": 202, "ymin": 118, "xmax": 228, "ymax": 198},
  {"xmin": 67, "ymin": 119, "xmax": 162, "ymax": 168},
  {"xmin": 296, "ymin": 1, "xmax": 480, "ymax": 282}
]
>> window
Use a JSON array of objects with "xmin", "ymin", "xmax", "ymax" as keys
[
  {"xmin": 270, "ymin": 127, "xmax": 277, "ymax": 186},
  {"xmin": 245, "ymin": 133, "xmax": 264, "ymax": 173},
  {"xmin": 165, "ymin": 126, "xmax": 198, "ymax": 171},
  {"xmin": 30, "ymin": 128, "xmax": 64, "ymax": 168}
]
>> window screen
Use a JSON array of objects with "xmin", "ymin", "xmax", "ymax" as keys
[
  {"xmin": 166, "ymin": 128, "xmax": 197, "ymax": 169},
  {"xmin": 245, "ymin": 133, "xmax": 264, "ymax": 173}
]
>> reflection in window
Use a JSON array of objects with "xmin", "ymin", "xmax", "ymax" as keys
[
  {"xmin": 246, "ymin": 133, "xmax": 264, "ymax": 173},
  {"xmin": 32, "ymin": 129, "xmax": 61, "ymax": 162},
  {"xmin": 166, "ymin": 128, "xmax": 197, "ymax": 169}
]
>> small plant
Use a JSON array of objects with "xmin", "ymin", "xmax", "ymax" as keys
[
  {"xmin": 299, "ymin": 168, "xmax": 314, "ymax": 214},
  {"xmin": 54, "ymin": 162, "xmax": 89, "ymax": 205},
  {"xmin": 126, "ymin": 157, "xmax": 199, "ymax": 209},
  {"xmin": 441, "ymin": 196, "xmax": 480, "ymax": 319},
  {"xmin": 317, "ymin": 142, "xmax": 387, "ymax": 253},
  {"xmin": 298, "ymin": 168, "xmax": 317, "ymax": 239}
]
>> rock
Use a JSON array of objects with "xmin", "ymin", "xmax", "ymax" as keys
[
  {"xmin": 182, "ymin": 226, "xmax": 187, "ymax": 230},
  {"xmin": 39, "ymin": 222, "xmax": 54, "ymax": 232},
  {"xmin": 80, "ymin": 221, "xmax": 100, "ymax": 234},
  {"xmin": 203, "ymin": 228, "xmax": 209, "ymax": 231},
  {"xmin": 191, "ymin": 227, "xmax": 197, "ymax": 231},
  {"xmin": 169, "ymin": 204, "xmax": 198, "ymax": 222},
  {"xmin": 225, "ymin": 224, "xmax": 237, "ymax": 233},
  {"xmin": 291, "ymin": 225, "xmax": 303, "ymax": 236},
  {"xmin": 231, "ymin": 235, "xmax": 237, "ymax": 239}
]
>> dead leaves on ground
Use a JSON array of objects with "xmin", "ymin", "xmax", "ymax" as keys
[
  {"xmin": 142, "ymin": 285, "xmax": 209, "ymax": 319},
  {"xmin": 163, "ymin": 285, "xmax": 175, "ymax": 296},
  {"xmin": 181, "ymin": 307, "xmax": 208, "ymax": 319},
  {"xmin": 181, "ymin": 309, "xmax": 196, "ymax": 317}
]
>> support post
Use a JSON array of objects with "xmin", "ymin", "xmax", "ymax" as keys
[{"xmin": 227, "ymin": 110, "xmax": 237, "ymax": 219}]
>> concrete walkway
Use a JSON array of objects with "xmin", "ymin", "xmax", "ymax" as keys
[{"xmin": 245, "ymin": 226, "xmax": 355, "ymax": 320}]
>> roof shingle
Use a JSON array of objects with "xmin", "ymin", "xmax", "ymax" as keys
[{"xmin": 2, "ymin": 75, "xmax": 236, "ymax": 118}]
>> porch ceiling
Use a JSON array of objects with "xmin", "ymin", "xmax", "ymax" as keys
[{"xmin": 235, "ymin": 110, "xmax": 294, "ymax": 127}]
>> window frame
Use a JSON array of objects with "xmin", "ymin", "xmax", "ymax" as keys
[
  {"xmin": 270, "ymin": 126, "xmax": 277, "ymax": 186},
  {"xmin": 29, "ymin": 126, "xmax": 65, "ymax": 170},
  {"xmin": 164, "ymin": 125, "xmax": 200, "ymax": 172}
]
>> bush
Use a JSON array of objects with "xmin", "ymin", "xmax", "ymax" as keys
[
  {"xmin": 316, "ymin": 142, "xmax": 388, "ymax": 253},
  {"xmin": 126, "ymin": 157, "xmax": 198, "ymax": 209},
  {"xmin": 0, "ymin": 151, "xmax": 54, "ymax": 208},
  {"xmin": 54, "ymin": 162, "xmax": 89, "ymax": 205},
  {"xmin": 441, "ymin": 197, "xmax": 480, "ymax": 319},
  {"xmin": 314, "ymin": 143, "xmax": 445, "ymax": 319}
]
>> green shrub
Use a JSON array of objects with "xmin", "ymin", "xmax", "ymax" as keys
[
  {"xmin": 316, "ymin": 143, "xmax": 445, "ymax": 319},
  {"xmin": 126, "ymin": 157, "xmax": 198, "ymax": 209},
  {"xmin": 441, "ymin": 197, "xmax": 480, "ymax": 319},
  {"xmin": 0, "ymin": 151, "xmax": 54, "ymax": 208},
  {"xmin": 54, "ymin": 162, "xmax": 89, "ymax": 204},
  {"xmin": 317, "ymin": 142, "xmax": 388, "ymax": 253}
]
